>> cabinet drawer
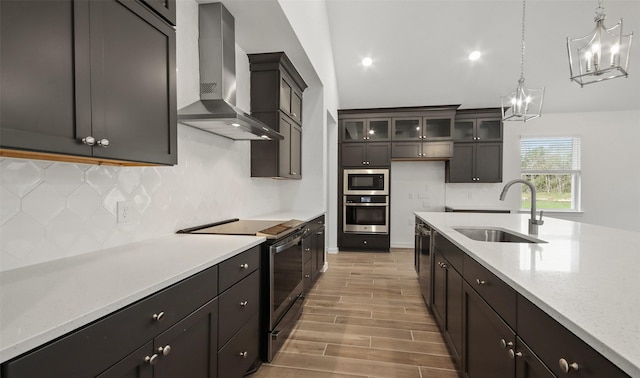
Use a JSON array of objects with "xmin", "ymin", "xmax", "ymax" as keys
[
  {"xmin": 2, "ymin": 264, "xmax": 218, "ymax": 378},
  {"xmin": 433, "ymin": 233, "xmax": 463, "ymax": 273},
  {"xmin": 219, "ymin": 246, "xmax": 260, "ymax": 293},
  {"xmin": 517, "ymin": 295, "xmax": 629, "ymax": 378},
  {"xmin": 218, "ymin": 314, "xmax": 260, "ymax": 378},
  {"xmin": 340, "ymin": 233, "xmax": 389, "ymax": 250},
  {"xmin": 463, "ymin": 254, "xmax": 516, "ymax": 328},
  {"xmin": 218, "ymin": 270, "xmax": 260, "ymax": 348}
]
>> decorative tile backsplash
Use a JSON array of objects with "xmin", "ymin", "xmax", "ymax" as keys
[{"xmin": 0, "ymin": 125, "xmax": 284, "ymax": 271}]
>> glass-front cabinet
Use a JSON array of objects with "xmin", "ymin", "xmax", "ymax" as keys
[
  {"xmin": 392, "ymin": 116, "xmax": 453, "ymax": 141},
  {"xmin": 454, "ymin": 118, "xmax": 502, "ymax": 142},
  {"xmin": 342, "ymin": 118, "xmax": 390, "ymax": 142}
]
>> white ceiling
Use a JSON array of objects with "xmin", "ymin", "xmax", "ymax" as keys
[{"xmin": 218, "ymin": 0, "xmax": 640, "ymax": 113}]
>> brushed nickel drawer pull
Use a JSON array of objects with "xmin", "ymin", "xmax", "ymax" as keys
[
  {"xmin": 240, "ymin": 263, "xmax": 249, "ymax": 269},
  {"xmin": 559, "ymin": 358, "xmax": 579, "ymax": 373},
  {"xmin": 152, "ymin": 312, "xmax": 165, "ymax": 322}
]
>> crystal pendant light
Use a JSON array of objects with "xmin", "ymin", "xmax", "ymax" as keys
[
  {"xmin": 501, "ymin": 0, "xmax": 545, "ymax": 122},
  {"xmin": 567, "ymin": 0, "xmax": 633, "ymax": 87}
]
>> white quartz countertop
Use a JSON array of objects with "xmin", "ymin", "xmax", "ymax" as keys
[
  {"xmin": 415, "ymin": 212, "xmax": 640, "ymax": 377},
  {"xmin": 0, "ymin": 234, "xmax": 264, "ymax": 364}
]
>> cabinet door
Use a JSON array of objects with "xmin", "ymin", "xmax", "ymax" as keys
[
  {"xmin": 153, "ymin": 299, "xmax": 218, "ymax": 378},
  {"xmin": 447, "ymin": 144, "xmax": 475, "ymax": 182},
  {"xmin": 446, "ymin": 266, "xmax": 463, "ymax": 363},
  {"xmin": 423, "ymin": 117, "xmax": 453, "ymax": 140},
  {"xmin": 279, "ymin": 75, "xmax": 292, "ymax": 115},
  {"xmin": 476, "ymin": 118, "xmax": 502, "ymax": 141},
  {"xmin": 366, "ymin": 143, "xmax": 391, "ymax": 166},
  {"xmin": 314, "ymin": 227, "xmax": 325, "ymax": 278},
  {"xmin": 341, "ymin": 143, "xmax": 367, "ymax": 166},
  {"xmin": 463, "ymin": 281, "xmax": 515, "ymax": 378},
  {"xmin": 475, "ymin": 143, "xmax": 502, "ymax": 183},
  {"xmin": 342, "ymin": 119, "xmax": 366, "ymax": 142},
  {"xmin": 392, "ymin": 142, "xmax": 422, "ymax": 159},
  {"xmin": 290, "ymin": 123, "xmax": 302, "ymax": 178},
  {"xmin": 291, "ymin": 89, "xmax": 303, "ymax": 124},
  {"xmin": 366, "ymin": 118, "xmax": 391, "ymax": 141},
  {"xmin": 453, "ymin": 120, "xmax": 475, "ymax": 142},
  {"xmin": 89, "ymin": 0, "xmax": 176, "ymax": 165},
  {"xmin": 515, "ymin": 337, "xmax": 555, "ymax": 378},
  {"xmin": 432, "ymin": 250, "xmax": 447, "ymax": 328},
  {"xmin": 392, "ymin": 118, "xmax": 421, "ymax": 140},
  {"xmin": 0, "ymin": 0, "xmax": 92, "ymax": 156},
  {"xmin": 96, "ymin": 342, "xmax": 154, "ymax": 378},
  {"xmin": 421, "ymin": 141, "xmax": 453, "ymax": 159},
  {"xmin": 279, "ymin": 114, "xmax": 301, "ymax": 178}
]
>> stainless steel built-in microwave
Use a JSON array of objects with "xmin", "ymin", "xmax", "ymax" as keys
[{"xmin": 343, "ymin": 169, "xmax": 389, "ymax": 195}]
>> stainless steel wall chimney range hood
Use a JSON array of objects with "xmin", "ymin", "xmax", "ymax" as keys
[{"xmin": 177, "ymin": 3, "xmax": 283, "ymax": 141}]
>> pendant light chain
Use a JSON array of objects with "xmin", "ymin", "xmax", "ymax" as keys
[
  {"xmin": 519, "ymin": 0, "xmax": 527, "ymax": 81},
  {"xmin": 595, "ymin": 0, "xmax": 605, "ymax": 21}
]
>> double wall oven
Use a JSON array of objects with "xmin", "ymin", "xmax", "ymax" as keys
[
  {"xmin": 343, "ymin": 169, "xmax": 390, "ymax": 234},
  {"xmin": 177, "ymin": 218, "xmax": 306, "ymax": 362}
]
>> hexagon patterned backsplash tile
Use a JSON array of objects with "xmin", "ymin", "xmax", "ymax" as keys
[{"xmin": 0, "ymin": 127, "xmax": 284, "ymax": 271}]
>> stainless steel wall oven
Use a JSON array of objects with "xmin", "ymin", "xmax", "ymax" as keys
[{"xmin": 343, "ymin": 195, "xmax": 389, "ymax": 234}]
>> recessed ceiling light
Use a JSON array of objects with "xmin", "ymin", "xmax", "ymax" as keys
[
  {"xmin": 362, "ymin": 57, "xmax": 373, "ymax": 67},
  {"xmin": 469, "ymin": 51, "xmax": 482, "ymax": 61}
]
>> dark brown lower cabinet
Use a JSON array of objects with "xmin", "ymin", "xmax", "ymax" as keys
[
  {"xmin": 463, "ymin": 281, "xmax": 515, "ymax": 378},
  {"xmin": 302, "ymin": 215, "xmax": 325, "ymax": 294},
  {"xmin": 98, "ymin": 299, "xmax": 218, "ymax": 378},
  {"xmin": 515, "ymin": 337, "xmax": 555, "ymax": 378},
  {"xmin": 432, "ymin": 248, "xmax": 462, "ymax": 364},
  {"xmin": 424, "ymin": 232, "xmax": 631, "ymax": 378},
  {"xmin": 1, "ymin": 246, "xmax": 262, "ymax": 378}
]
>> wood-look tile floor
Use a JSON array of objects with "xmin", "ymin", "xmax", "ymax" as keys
[{"xmin": 253, "ymin": 248, "xmax": 459, "ymax": 378}]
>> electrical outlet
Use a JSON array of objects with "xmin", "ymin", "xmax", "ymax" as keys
[{"xmin": 117, "ymin": 201, "xmax": 132, "ymax": 223}]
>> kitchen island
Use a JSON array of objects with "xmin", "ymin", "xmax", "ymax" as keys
[{"xmin": 415, "ymin": 212, "xmax": 639, "ymax": 377}]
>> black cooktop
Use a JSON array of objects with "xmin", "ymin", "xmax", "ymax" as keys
[{"xmin": 177, "ymin": 218, "xmax": 304, "ymax": 239}]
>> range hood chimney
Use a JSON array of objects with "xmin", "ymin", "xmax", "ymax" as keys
[{"xmin": 177, "ymin": 3, "xmax": 283, "ymax": 141}]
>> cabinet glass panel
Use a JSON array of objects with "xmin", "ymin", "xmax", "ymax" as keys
[
  {"xmin": 454, "ymin": 120, "xmax": 475, "ymax": 141},
  {"xmin": 343, "ymin": 120, "xmax": 365, "ymax": 141},
  {"xmin": 367, "ymin": 119, "xmax": 389, "ymax": 140},
  {"xmin": 393, "ymin": 118, "xmax": 421, "ymax": 140},
  {"xmin": 477, "ymin": 119, "xmax": 502, "ymax": 141},
  {"xmin": 279, "ymin": 77, "xmax": 291, "ymax": 113},
  {"xmin": 424, "ymin": 118, "xmax": 452, "ymax": 139}
]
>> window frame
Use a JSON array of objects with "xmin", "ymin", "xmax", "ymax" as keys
[{"xmin": 520, "ymin": 137, "xmax": 582, "ymax": 212}]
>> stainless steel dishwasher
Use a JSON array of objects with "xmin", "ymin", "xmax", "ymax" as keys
[{"xmin": 415, "ymin": 221, "xmax": 432, "ymax": 307}]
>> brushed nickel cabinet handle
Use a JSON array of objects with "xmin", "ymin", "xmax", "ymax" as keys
[
  {"xmin": 82, "ymin": 136, "xmax": 95, "ymax": 146},
  {"xmin": 240, "ymin": 351, "xmax": 248, "ymax": 358},
  {"xmin": 240, "ymin": 300, "xmax": 248, "ymax": 307},
  {"xmin": 240, "ymin": 263, "xmax": 249, "ymax": 269},
  {"xmin": 144, "ymin": 354, "xmax": 159, "ymax": 365},
  {"xmin": 97, "ymin": 138, "xmax": 110, "ymax": 147},
  {"xmin": 476, "ymin": 279, "xmax": 486, "ymax": 285},
  {"xmin": 559, "ymin": 358, "xmax": 579, "ymax": 373},
  {"xmin": 157, "ymin": 345, "xmax": 171, "ymax": 356},
  {"xmin": 152, "ymin": 312, "xmax": 165, "ymax": 322},
  {"xmin": 500, "ymin": 338, "xmax": 513, "ymax": 348}
]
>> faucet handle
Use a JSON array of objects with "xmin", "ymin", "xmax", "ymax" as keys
[{"xmin": 536, "ymin": 210, "xmax": 545, "ymax": 225}]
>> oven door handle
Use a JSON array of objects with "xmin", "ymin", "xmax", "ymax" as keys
[
  {"xmin": 272, "ymin": 235, "xmax": 303, "ymax": 254},
  {"xmin": 344, "ymin": 203, "xmax": 388, "ymax": 207}
]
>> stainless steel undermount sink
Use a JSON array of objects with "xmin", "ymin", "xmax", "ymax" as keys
[{"xmin": 453, "ymin": 227, "xmax": 546, "ymax": 244}]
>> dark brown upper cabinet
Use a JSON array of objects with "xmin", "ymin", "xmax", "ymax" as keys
[
  {"xmin": 249, "ymin": 52, "xmax": 307, "ymax": 179},
  {"xmin": 392, "ymin": 115, "xmax": 453, "ymax": 141},
  {"xmin": 0, "ymin": 0, "xmax": 177, "ymax": 166},
  {"xmin": 446, "ymin": 108, "xmax": 503, "ymax": 183},
  {"xmin": 139, "ymin": 0, "xmax": 176, "ymax": 26},
  {"xmin": 341, "ymin": 118, "xmax": 391, "ymax": 142}
]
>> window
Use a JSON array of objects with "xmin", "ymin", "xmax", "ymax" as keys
[{"xmin": 520, "ymin": 137, "xmax": 581, "ymax": 211}]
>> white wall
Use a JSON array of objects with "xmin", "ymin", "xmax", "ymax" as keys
[
  {"xmin": 390, "ymin": 162, "xmax": 445, "ymax": 248},
  {"xmin": 501, "ymin": 110, "xmax": 640, "ymax": 232},
  {"xmin": 0, "ymin": 0, "xmax": 329, "ymax": 271}
]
